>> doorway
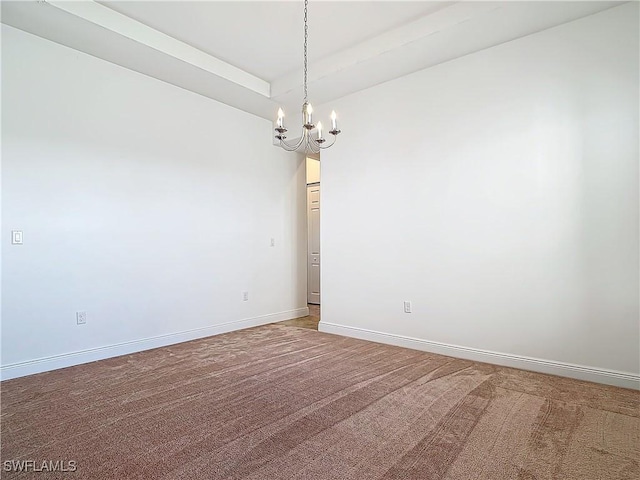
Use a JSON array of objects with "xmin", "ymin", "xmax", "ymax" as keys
[
  {"xmin": 277, "ymin": 155, "xmax": 321, "ymax": 331},
  {"xmin": 306, "ymin": 156, "xmax": 320, "ymax": 306}
]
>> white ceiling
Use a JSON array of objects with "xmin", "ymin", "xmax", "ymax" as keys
[
  {"xmin": 102, "ymin": 1, "xmax": 451, "ymax": 81},
  {"xmin": 1, "ymin": 1, "xmax": 625, "ymax": 122}
]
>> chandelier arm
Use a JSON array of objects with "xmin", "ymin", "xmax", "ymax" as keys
[
  {"xmin": 317, "ymin": 135, "xmax": 338, "ymax": 150},
  {"xmin": 305, "ymin": 136, "xmax": 320, "ymax": 154},
  {"xmin": 277, "ymin": 137, "xmax": 297, "ymax": 151},
  {"xmin": 306, "ymin": 144, "xmax": 320, "ymax": 155},
  {"xmin": 278, "ymin": 142, "xmax": 299, "ymax": 152},
  {"xmin": 278, "ymin": 132, "xmax": 307, "ymax": 152},
  {"xmin": 279, "ymin": 141, "xmax": 302, "ymax": 152},
  {"xmin": 307, "ymin": 134, "xmax": 336, "ymax": 152},
  {"xmin": 302, "ymin": 130, "xmax": 320, "ymax": 154}
]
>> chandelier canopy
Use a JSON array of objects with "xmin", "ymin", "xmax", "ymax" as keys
[{"xmin": 275, "ymin": 0, "xmax": 341, "ymax": 153}]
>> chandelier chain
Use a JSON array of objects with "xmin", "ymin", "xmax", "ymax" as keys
[{"xmin": 303, "ymin": 0, "xmax": 308, "ymax": 103}]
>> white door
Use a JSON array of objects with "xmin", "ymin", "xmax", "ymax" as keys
[{"xmin": 307, "ymin": 184, "xmax": 320, "ymax": 304}]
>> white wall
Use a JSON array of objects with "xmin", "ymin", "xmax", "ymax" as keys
[
  {"xmin": 320, "ymin": 4, "xmax": 639, "ymax": 388},
  {"xmin": 1, "ymin": 25, "xmax": 307, "ymax": 378}
]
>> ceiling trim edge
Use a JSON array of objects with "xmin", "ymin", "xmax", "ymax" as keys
[{"xmin": 44, "ymin": 0, "xmax": 271, "ymax": 98}]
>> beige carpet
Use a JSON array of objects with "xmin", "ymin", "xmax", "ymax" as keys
[
  {"xmin": 277, "ymin": 304, "xmax": 320, "ymax": 330},
  {"xmin": 1, "ymin": 325, "xmax": 638, "ymax": 479}
]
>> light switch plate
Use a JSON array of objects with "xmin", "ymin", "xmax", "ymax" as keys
[
  {"xmin": 11, "ymin": 230, "xmax": 23, "ymax": 245},
  {"xmin": 403, "ymin": 301, "xmax": 412, "ymax": 314}
]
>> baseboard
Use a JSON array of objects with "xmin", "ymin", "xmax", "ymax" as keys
[
  {"xmin": 318, "ymin": 322, "xmax": 639, "ymax": 390},
  {"xmin": 1, "ymin": 307, "xmax": 309, "ymax": 381}
]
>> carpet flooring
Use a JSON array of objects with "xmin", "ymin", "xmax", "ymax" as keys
[
  {"xmin": 1, "ymin": 325, "xmax": 638, "ymax": 479},
  {"xmin": 277, "ymin": 304, "xmax": 320, "ymax": 330}
]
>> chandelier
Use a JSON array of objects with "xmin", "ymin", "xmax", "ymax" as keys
[{"xmin": 275, "ymin": 0, "xmax": 341, "ymax": 153}]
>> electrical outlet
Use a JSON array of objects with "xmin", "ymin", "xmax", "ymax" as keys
[
  {"xmin": 76, "ymin": 311, "xmax": 87, "ymax": 325},
  {"xmin": 242, "ymin": 291, "xmax": 249, "ymax": 302},
  {"xmin": 403, "ymin": 301, "xmax": 412, "ymax": 314},
  {"xmin": 270, "ymin": 238, "xmax": 275, "ymax": 247}
]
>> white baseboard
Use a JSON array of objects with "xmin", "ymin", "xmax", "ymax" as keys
[
  {"xmin": 1, "ymin": 307, "xmax": 309, "ymax": 381},
  {"xmin": 318, "ymin": 322, "xmax": 639, "ymax": 390}
]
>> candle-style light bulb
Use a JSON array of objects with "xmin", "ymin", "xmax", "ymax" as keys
[
  {"xmin": 331, "ymin": 110, "xmax": 337, "ymax": 130},
  {"xmin": 317, "ymin": 121, "xmax": 323, "ymax": 139},
  {"xmin": 277, "ymin": 108, "xmax": 284, "ymax": 128},
  {"xmin": 306, "ymin": 104, "xmax": 313, "ymax": 124}
]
